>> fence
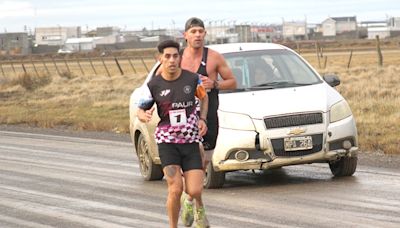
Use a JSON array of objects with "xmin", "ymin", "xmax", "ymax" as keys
[{"xmin": 0, "ymin": 55, "xmax": 158, "ymax": 78}]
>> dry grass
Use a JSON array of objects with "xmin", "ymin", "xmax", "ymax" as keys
[
  {"xmin": 6, "ymin": 72, "xmax": 53, "ymax": 90},
  {"xmin": 0, "ymin": 72, "xmax": 146, "ymax": 134},
  {"xmin": 303, "ymin": 51, "xmax": 400, "ymax": 154},
  {"xmin": 0, "ymin": 49, "xmax": 399, "ymax": 154}
]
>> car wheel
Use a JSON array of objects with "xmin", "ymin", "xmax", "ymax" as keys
[
  {"xmin": 137, "ymin": 134, "xmax": 164, "ymax": 181},
  {"xmin": 204, "ymin": 161, "xmax": 225, "ymax": 189},
  {"xmin": 329, "ymin": 156, "xmax": 357, "ymax": 177}
]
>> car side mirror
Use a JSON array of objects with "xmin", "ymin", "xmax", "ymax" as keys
[{"xmin": 323, "ymin": 74, "xmax": 341, "ymax": 87}]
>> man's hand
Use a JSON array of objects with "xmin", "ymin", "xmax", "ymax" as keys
[
  {"xmin": 200, "ymin": 75, "xmax": 215, "ymax": 90},
  {"xmin": 138, "ymin": 107, "xmax": 155, "ymax": 123},
  {"xmin": 198, "ymin": 119, "xmax": 208, "ymax": 136}
]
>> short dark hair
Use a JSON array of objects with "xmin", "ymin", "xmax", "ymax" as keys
[
  {"xmin": 157, "ymin": 40, "xmax": 180, "ymax": 53},
  {"xmin": 185, "ymin": 17, "xmax": 205, "ymax": 31}
]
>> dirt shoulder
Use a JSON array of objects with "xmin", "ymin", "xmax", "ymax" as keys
[{"xmin": 1, "ymin": 124, "xmax": 399, "ymax": 170}]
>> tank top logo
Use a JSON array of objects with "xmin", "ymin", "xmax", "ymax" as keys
[
  {"xmin": 160, "ymin": 89, "xmax": 171, "ymax": 97},
  {"xmin": 183, "ymin": 85, "xmax": 192, "ymax": 94}
]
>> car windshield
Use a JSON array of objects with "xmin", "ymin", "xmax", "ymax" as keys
[{"xmin": 222, "ymin": 49, "xmax": 322, "ymax": 92}]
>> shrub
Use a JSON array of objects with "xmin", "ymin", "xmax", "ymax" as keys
[
  {"xmin": 59, "ymin": 71, "xmax": 76, "ymax": 79},
  {"xmin": 18, "ymin": 72, "xmax": 52, "ymax": 90}
]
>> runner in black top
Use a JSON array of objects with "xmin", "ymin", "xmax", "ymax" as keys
[
  {"xmin": 139, "ymin": 69, "xmax": 206, "ymax": 144},
  {"xmin": 137, "ymin": 40, "xmax": 209, "ymax": 228},
  {"xmin": 194, "ymin": 47, "xmax": 219, "ymax": 150},
  {"xmin": 181, "ymin": 17, "xmax": 236, "ymax": 158}
]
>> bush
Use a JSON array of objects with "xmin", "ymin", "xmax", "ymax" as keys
[
  {"xmin": 59, "ymin": 71, "xmax": 76, "ymax": 80},
  {"xmin": 18, "ymin": 72, "xmax": 52, "ymax": 90}
]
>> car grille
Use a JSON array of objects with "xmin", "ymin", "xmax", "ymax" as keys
[
  {"xmin": 271, "ymin": 134, "xmax": 323, "ymax": 157},
  {"xmin": 264, "ymin": 113, "xmax": 323, "ymax": 129}
]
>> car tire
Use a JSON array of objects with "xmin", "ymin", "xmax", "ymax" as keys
[
  {"xmin": 204, "ymin": 161, "xmax": 225, "ymax": 189},
  {"xmin": 329, "ymin": 156, "xmax": 357, "ymax": 177},
  {"xmin": 136, "ymin": 134, "xmax": 164, "ymax": 181}
]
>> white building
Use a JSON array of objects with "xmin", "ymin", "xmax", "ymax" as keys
[
  {"xmin": 35, "ymin": 26, "xmax": 81, "ymax": 46},
  {"xmin": 388, "ymin": 17, "xmax": 400, "ymax": 29},
  {"xmin": 367, "ymin": 27, "xmax": 390, "ymax": 39},
  {"xmin": 63, "ymin": 37, "xmax": 99, "ymax": 52},
  {"xmin": 282, "ymin": 21, "xmax": 307, "ymax": 40},
  {"xmin": 322, "ymin": 17, "xmax": 357, "ymax": 37}
]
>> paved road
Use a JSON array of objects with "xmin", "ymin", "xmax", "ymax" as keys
[{"xmin": 0, "ymin": 130, "xmax": 399, "ymax": 228}]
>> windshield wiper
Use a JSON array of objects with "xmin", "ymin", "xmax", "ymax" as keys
[
  {"xmin": 252, "ymin": 81, "xmax": 295, "ymax": 88},
  {"xmin": 252, "ymin": 81, "xmax": 314, "ymax": 88},
  {"xmin": 220, "ymin": 88, "xmax": 251, "ymax": 93}
]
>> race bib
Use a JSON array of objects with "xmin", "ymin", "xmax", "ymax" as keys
[{"xmin": 169, "ymin": 109, "xmax": 187, "ymax": 126}]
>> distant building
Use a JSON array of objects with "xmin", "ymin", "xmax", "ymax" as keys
[
  {"xmin": 0, "ymin": 32, "xmax": 30, "ymax": 55},
  {"xmin": 35, "ymin": 26, "xmax": 81, "ymax": 46},
  {"xmin": 388, "ymin": 17, "xmax": 400, "ymax": 37},
  {"xmin": 234, "ymin": 25, "xmax": 252, "ymax": 43},
  {"xmin": 96, "ymin": 27, "xmax": 120, "ymax": 37},
  {"xmin": 140, "ymin": 35, "xmax": 175, "ymax": 43},
  {"xmin": 360, "ymin": 17, "xmax": 400, "ymax": 39},
  {"xmin": 367, "ymin": 27, "xmax": 390, "ymax": 39},
  {"xmin": 322, "ymin": 16, "xmax": 358, "ymax": 39},
  {"xmin": 388, "ymin": 17, "xmax": 400, "ymax": 29},
  {"xmin": 127, "ymin": 28, "xmax": 169, "ymax": 37},
  {"xmin": 251, "ymin": 26, "xmax": 276, "ymax": 42},
  {"xmin": 206, "ymin": 24, "xmax": 229, "ymax": 44},
  {"xmin": 63, "ymin": 37, "xmax": 102, "ymax": 52},
  {"xmin": 307, "ymin": 23, "xmax": 323, "ymax": 40},
  {"xmin": 282, "ymin": 21, "xmax": 307, "ymax": 41},
  {"xmin": 360, "ymin": 20, "xmax": 389, "ymax": 39}
]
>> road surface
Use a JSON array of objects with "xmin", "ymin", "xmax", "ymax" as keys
[{"xmin": 0, "ymin": 129, "xmax": 399, "ymax": 228}]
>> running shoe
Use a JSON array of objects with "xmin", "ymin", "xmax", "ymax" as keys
[
  {"xmin": 194, "ymin": 206, "xmax": 210, "ymax": 228},
  {"xmin": 181, "ymin": 192, "xmax": 194, "ymax": 227}
]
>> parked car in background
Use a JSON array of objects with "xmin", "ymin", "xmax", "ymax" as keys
[{"xmin": 129, "ymin": 43, "xmax": 358, "ymax": 188}]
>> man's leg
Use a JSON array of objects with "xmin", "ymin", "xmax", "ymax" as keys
[
  {"xmin": 163, "ymin": 165, "xmax": 184, "ymax": 228},
  {"xmin": 202, "ymin": 149, "xmax": 214, "ymax": 170},
  {"xmin": 202, "ymin": 115, "xmax": 218, "ymax": 170},
  {"xmin": 184, "ymin": 169, "xmax": 210, "ymax": 228},
  {"xmin": 187, "ymin": 144, "xmax": 212, "ymax": 200},
  {"xmin": 184, "ymin": 169, "xmax": 204, "ymax": 207}
]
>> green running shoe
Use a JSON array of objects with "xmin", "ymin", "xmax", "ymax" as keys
[
  {"xmin": 181, "ymin": 193, "xmax": 194, "ymax": 227},
  {"xmin": 194, "ymin": 206, "xmax": 210, "ymax": 228}
]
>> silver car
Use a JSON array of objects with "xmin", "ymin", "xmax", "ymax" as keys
[{"xmin": 129, "ymin": 43, "xmax": 358, "ymax": 188}]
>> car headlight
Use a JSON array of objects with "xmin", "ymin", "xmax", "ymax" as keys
[
  {"xmin": 330, "ymin": 100, "xmax": 352, "ymax": 123},
  {"xmin": 218, "ymin": 111, "xmax": 255, "ymax": 131}
]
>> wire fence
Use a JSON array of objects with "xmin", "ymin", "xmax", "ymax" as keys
[{"xmin": 0, "ymin": 55, "xmax": 158, "ymax": 78}]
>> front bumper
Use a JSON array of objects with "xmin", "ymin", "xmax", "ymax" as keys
[
  {"xmin": 214, "ymin": 146, "xmax": 358, "ymax": 171},
  {"xmin": 212, "ymin": 115, "xmax": 358, "ymax": 172}
]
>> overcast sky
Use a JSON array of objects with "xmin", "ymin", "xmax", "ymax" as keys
[{"xmin": 1, "ymin": 0, "xmax": 400, "ymax": 32}]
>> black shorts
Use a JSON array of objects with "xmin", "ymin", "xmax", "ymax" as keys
[{"xmin": 158, "ymin": 143, "xmax": 203, "ymax": 172}]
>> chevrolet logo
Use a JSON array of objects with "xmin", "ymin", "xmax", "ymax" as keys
[{"xmin": 288, "ymin": 127, "xmax": 307, "ymax": 135}]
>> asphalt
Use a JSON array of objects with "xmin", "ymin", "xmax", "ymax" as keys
[{"xmin": 0, "ymin": 124, "xmax": 399, "ymax": 170}]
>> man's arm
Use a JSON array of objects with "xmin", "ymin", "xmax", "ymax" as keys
[
  {"xmin": 215, "ymin": 52, "xmax": 237, "ymax": 90},
  {"xmin": 198, "ymin": 93, "xmax": 208, "ymax": 137}
]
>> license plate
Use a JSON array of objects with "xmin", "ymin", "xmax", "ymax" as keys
[{"xmin": 284, "ymin": 136, "xmax": 313, "ymax": 151}]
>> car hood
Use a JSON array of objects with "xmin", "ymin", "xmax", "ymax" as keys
[{"xmin": 219, "ymin": 83, "xmax": 343, "ymax": 119}]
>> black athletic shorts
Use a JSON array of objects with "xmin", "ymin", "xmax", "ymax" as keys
[{"xmin": 158, "ymin": 143, "xmax": 203, "ymax": 172}]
